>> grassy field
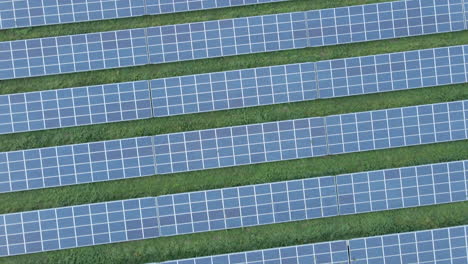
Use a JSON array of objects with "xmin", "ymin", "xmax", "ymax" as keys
[{"xmin": 1, "ymin": 0, "xmax": 467, "ymax": 263}]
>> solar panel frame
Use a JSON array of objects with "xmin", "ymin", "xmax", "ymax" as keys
[{"xmin": 0, "ymin": 80, "xmax": 152, "ymax": 135}]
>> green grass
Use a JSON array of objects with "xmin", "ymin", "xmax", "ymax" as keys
[{"xmin": 1, "ymin": 0, "xmax": 467, "ymax": 263}]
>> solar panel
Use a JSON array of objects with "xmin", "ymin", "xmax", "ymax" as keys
[
  {"xmin": 316, "ymin": 45, "xmax": 468, "ymax": 98},
  {"xmin": 0, "ymin": 197, "xmax": 159, "ymax": 256},
  {"xmin": 0, "ymin": 160, "xmax": 466, "ymax": 257},
  {"xmin": 156, "ymin": 225, "xmax": 468, "ymax": 264},
  {"xmin": 0, "ymin": 80, "xmax": 152, "ymax": 134},
  {"xmin": 159, "ymin": 241, "xmax": 350, "ymax": 264},
  {"xmin": 348, "ymin": 225, "xmax": 468, "ymax": 264},
  {"xmin": 0, "ymin": 0, "xmax": 285, "ymax": 30},
  {"xmin": 336, "ymin": 161, "xmax": 468, "ymax": 215},
  {"xmin": 0, "ymin": 28, "xmax": 149, "ymax": 80},
  {"xmin": 151, "ymin": 62, "xmax": 317, "ymax": 117},
  {"xmin": 2, "ymin": 0, "xmax": 467, "ymax": 80},
  {"xmin": 145, "ymin": 0, "xmax": 287, "ymax": 16},
  {"xmin": 1, "ymin": 100, "xmax": 467, "ymax": 193},
  {"xmin": 0, "ymin": 137, "xmax": 156, "ymax": 193}
]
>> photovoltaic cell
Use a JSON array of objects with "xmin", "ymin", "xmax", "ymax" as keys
[
  {"xmin": 325, "ymin": 100, "xmax": 467, "ymax": 154},
  {"xmin": 0, "ymin": 197, "xmax": 159, "ymax": 256},
  {"xmin": 0, "ymin": 28, "xmax": 148, "ymax": 80},
  {"xmin": 0, "ymin": 160, "xmax": 466, "ymax": 257},
  {"xmin": 2, "ymin": 0, "xmax": 467, "ymax": 80},
  {"xmin": 151, "ymin": 63, "xmax": 316, "ymax": 117},
  {"xmin": 157, "ymin": 225, "xmax": 468, "ymax": 264},
  {"xmin": 152, "ymin": 117, "xmax": 328, "ymax": 174},
  {"xmin": 348, "ymin": 225, "xmax": 468, "ymax": 264},
  {"xmin": 0, "ymin": 100, "xmax": 467, "ymax": 193},
  {"xmin": 159, "ymin": 241, "xmax": 350, "ymax": 264},
  {"xmin": 0, "ymin": 81, "xmax": 152, "ymax": 134},
  {"xmin": 0, "ymin": 0, "xmax": 285, "ymax": 30},
  {"xmin": 156, "ymin": 176, "xmax": 338, "ymax": 236},
  {"xmin": 336, "ymin": 161, "xmax": 468, "ymax": 215},
  {"xmin": 146, "ymin": 12, "xmax": 309, "ymax": 63},
  {"xmin": 145, "ymin": 0, "xmax": 286, "ymax": 15},
  {"xmin": 306, "ymin": 0, "xmax": 466, "ymax": 47},
  {"xmin": 316, "ymin": 45, "xmax": 468, "ymax": 99},
  {"xmin": 0, "ymin": 0, "xmax": 146, "ymax": 29},
  {"xmin": 0, "ymin": 137, "xmax": 155, "ymax": 193}
]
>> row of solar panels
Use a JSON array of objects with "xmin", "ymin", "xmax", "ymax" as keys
[
  {"xmin": 1, "ymin": 99, "xmax": 467, "ymax": 193},
  {"xmin": 0, "ymin": 160, "xmax": 466, "ymax": 257},
  {"xmin": 155, "ymin": 224, "xmax": 468, "ymax": 264},
  {"xmin": 1, "ymin": 0, "xmax": 467, "ymax": 80},
  {"xmin": 0, "ymin": 0, "xmax": 286, "ymax": 30},
  {"xmin": 1, "ymin": 44, "xmax": 467, "ymax": 135}
]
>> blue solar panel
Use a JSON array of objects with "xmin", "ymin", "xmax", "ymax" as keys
[
  {"xmin": 307, "ymin": 0, "xmax": 466, "ymax": 47},
  {"xmin": 325, "ymin": 100, "xmax": 467, "ymax": 154},
  {"xmin": 316, "ymin": 45, "xmax": 468, "ymax": 98},
  {"xmin": 0, "ymin": 197, "xmax": 159, "ymax": 256},
  {"xmin": 145, "ymin": 0, "xmax": 286, "ymax": 16},
  {"xmin": 0, "ymin": 137, "xmax": 155, "ymax": 193},
  {"xmin": 336, "ymin": 161, "xmax": 468, "ymax": 215},
  {"xmin": 0, "ymin": 160, "xmax": 466, "ymax": 257},
  {"xmin": 0, "ymin": 28, "xmax": 149, "ymax": 79},
  {"xmin": 0, "ymin": 81, "xmax": 152, "ymax": 134},
  {"xmin": 2, "ymin": 0, "xmax": 467, "ymax": 80},
  {"xmin": 0, "ymin": 0, "xmax": 285, "ymax": 30},
  {"xmin": 0, "ymin": 100, "xmax": 467, "ymax": 193},
  {"xmin": 146, "ymin": 12, "xmax": 309, "ymax": 63},
  {"xmin": 151, "ymin": 62, "xmax": 316, "ymax": 117},
  {"xmin": 156, "ymin": 176, "xmax": 338, "ymax": 236},
  {"xmin": 160, "ymin": 241, "xmax": 350, "ymax": 264},
  {"xmin": 348, "ymin": 225, "xmax": 468, "ymax": 264},
  {"xmin": 158, "ymin": 225, "xmax": 468, "ymax": 264}
]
